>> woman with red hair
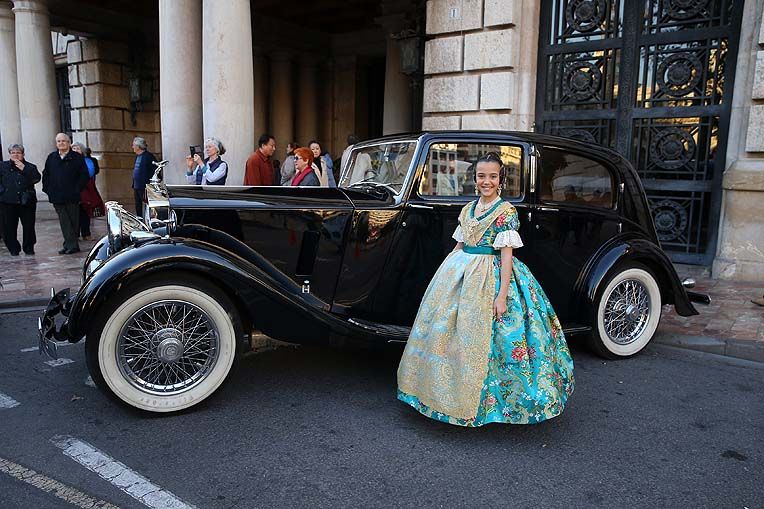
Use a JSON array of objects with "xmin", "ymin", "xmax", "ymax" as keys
[{"xmin": 290, "ymin": 147, "xmax": 320, "ymax": 186}]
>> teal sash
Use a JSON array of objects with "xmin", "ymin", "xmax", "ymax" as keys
[{"xmin": 463, "ymin": 245, "xmax": 499, "ymax": 256}]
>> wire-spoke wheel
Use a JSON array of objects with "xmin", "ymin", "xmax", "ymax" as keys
[
  {"xmin": 86, "ymin": 279, "xmax": 240, "ymax": 412},
  {"xmin": 590, "ymin": 263, "xmax": 661, "ymax": 359}
]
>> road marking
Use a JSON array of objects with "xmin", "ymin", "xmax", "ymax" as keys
[
  {"xmin": 0, "ymin": 391, "xmax": 20, "ymax": 409},
  {"xmin": 51, "ymin": 435, "xmax": 196, "ymax": 509},
  {"xmin": 0, "ymin": 456, "xmax": 120, "ymax": 508},
  {"xmin": 45, "ymin": 358, "xmax": 75, "ymax": 367},
  {"xmin": 22, "ymin": 342, "xmax": 77, "ymax": 353}
]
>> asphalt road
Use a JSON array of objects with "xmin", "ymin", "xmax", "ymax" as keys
[{"xmin": 0, "ymin": 309, "xmax": 762, "ymax": 509}]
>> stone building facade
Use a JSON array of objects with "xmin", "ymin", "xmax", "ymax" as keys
[{"xmin": 0, "ymin": 0, "xmax": 762, "ymax": 282}]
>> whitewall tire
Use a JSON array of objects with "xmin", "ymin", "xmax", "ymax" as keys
[
  {"xmin": 86, "ymin": 281, "xmax": 239, "ymax": 412},
  {"xmin": 590, "ymin": 264, "xmax": 662, "ymax": 358}
]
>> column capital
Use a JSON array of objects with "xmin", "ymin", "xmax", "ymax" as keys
[{"xmin": 12, "ymin": 0, "xmax": 49, "ymax": 15}]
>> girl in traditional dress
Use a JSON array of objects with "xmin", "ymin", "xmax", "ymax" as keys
[{"xmin": 397, "ymin": 152, "xmax": 574, "ymax": 426}]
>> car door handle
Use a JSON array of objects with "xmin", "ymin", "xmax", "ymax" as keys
[
  {"xmin": 538, "ymin": 206, "xmax": 559, "ymax": 212},
  {"xmin": 406, "ymin": 203, "xmax": 434, "ymax": 210}
]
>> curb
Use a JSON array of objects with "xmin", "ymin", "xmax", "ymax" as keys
[
  {"xmin": 654, "ymin": 332, "xmax": 764, "ymax": 364},
  {"xmin": 0, "ymin": 296, "xmax": 50, "ymax": 310}
]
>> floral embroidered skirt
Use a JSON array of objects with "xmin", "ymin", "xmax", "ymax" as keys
[{"xmin": 397, "ymin": 250, "xmax": 575, "ymax": 426}]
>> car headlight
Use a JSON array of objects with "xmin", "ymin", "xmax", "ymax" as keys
[{"xmin": 106, "ymin": 202, "xmax": 152, "ymax": 253}]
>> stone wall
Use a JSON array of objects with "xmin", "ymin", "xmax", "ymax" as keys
[
  {"xmin": 421, "ymin": 0, "xmax": 539, "ymax": 131},
  {"xmin": 66, "ymin": 39, "xmax": 160, "ymax": 205},
  {"xmin": 713, "ymin": 0, "xmax": 764, "ymax": 282}
]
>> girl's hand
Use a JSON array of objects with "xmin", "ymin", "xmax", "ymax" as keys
[{"xmin": 494, "ymin": 295, "xmax": 507, "ymax": 319}]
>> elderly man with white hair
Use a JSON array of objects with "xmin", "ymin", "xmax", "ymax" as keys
[
  {"xmin": 131, "ymin": 136, "xmax": 157, "ymax": 216},
  {"xmin": 42, "ymin": 133, "xmax": 89, "ymax": 254}
]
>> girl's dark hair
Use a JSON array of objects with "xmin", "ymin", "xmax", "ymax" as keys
[{"xmin": 473, "ymin": 151, "xmax": 507, "ymax": 184}]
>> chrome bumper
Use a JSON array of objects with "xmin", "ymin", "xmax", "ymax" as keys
[{"xmin": 37, "ymin": 288, "xmax": 72, "ymax": 359}]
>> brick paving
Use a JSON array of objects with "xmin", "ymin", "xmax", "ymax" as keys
[{"xmin": 0, "ymin": 206, "xmax": 762, "ymax": 361}]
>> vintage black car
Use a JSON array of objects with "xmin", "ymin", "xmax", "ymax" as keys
[{"xmin": 39, "ymin": 131, "xmax": 706, "ymax": 413}]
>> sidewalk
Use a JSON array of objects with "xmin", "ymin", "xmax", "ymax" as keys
[{"xmin": 1, "ymin": 209, "xmax": 762, "ymax": 362}]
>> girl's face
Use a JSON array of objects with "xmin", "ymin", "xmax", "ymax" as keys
[
  {"xmin": 205, "ymin": 142, "xmax": 218, "ymax": 158},
  {"xmin": 295, "ymin": 154, "xmax": 309, "ymax": 172},
  {"xmin": 475, "ymin": 161, "xmax": 501, "ymax": 199},
  {"xmin": 310, "ymin": 143, "xmax": 321, "ymax": 158}
]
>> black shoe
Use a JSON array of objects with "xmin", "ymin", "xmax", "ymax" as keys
[
  {"xmin": 65, "ymin": 248, "xmax": 81, "ymax": 255},
  {"xmin": 58, "ymin": 248, "xmax": 68, "ymax": 254},
  {"xmin": 23, "ymin": 250, "xmax": 34, "ymax": 255},
  {"xmin": 10, "ymin": 252, "xmax": 19, "ymax": 256}
]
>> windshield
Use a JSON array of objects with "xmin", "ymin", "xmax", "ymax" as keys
[{"xmin": 339, "ymin": 141, "xmax": 417, "ymax": 192}]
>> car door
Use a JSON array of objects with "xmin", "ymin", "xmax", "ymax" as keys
[
  {"xmin": 377, "ymin": 138, "xmax": 532, "ymax": 326},
  {"xmin": 523, "ymin": 145, "xmax": 622, "ymax": 324}
]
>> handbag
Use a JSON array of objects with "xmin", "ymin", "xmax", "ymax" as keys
[{"xmin": 80, "ymin": 178, "xmax": 105, "ymax": 218}]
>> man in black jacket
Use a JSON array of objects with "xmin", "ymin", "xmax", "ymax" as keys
[
  {"xmin": 131, "ymin": 136, "xmax": 156, "ymax": 216},
  {"xmin": 42, "ymin": 133, "xmax": 89, "ymax": 254},
  {"xmin": 0, "ymin": 144, "xmax": 41, "ymax": 255}
]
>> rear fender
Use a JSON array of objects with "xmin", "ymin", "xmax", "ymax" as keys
[
  {"xmin": 66, "ymin": 238, "xmax": 362, "ymax": 345},
  {"xmin": 576, "ymin": 237, "xmax": 698, "ymax": 318}
]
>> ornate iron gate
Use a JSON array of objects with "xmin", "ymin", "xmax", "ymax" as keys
[{"xmin": 535, "ymin": 0, "xmax": 743, "ymax": 264}]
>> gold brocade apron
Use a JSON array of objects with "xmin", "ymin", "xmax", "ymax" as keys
[{"xmin": 398, "ymin": 201, "xmax": 513, "ymax": 420}]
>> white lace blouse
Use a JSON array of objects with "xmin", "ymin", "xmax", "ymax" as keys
[{"xmin": 452, "ymin": 225, "xmax": 524, "ymax": 249}]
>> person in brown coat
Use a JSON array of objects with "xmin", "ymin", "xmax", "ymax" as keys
[{"xmin": 244, "ymin": 134, "xmax": 276, "ymax": 185}]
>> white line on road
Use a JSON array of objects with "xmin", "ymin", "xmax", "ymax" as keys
[
  {"xmin": 51, "ymin": 435, "xmax": 196, "ymax": 509},
  {"xmin": 22, "ymin": 342, "xmax": 77, "ymax": 353},
  {"xmin": 0, "ymin": 391, "xmax": 20, "ymax": 409},
  {"xmin": 45, "ymin": 358, "xmax": 75, "ymax": 367},
  {"xmin": 0, "ymin": 456, "xmax": 120, "ymax": 508}
]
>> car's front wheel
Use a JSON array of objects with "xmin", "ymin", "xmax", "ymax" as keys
[
  {"xmin": 86, "ymin": 277, "xmax": 240, "ymax": 413},
  {"xmin": 589, "ymin": 263, "xmax": 662, "ymax": 359}
]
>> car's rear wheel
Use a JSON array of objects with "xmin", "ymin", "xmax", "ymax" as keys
[
  {"xmin": 589, "ymin": 263, "xmax": 662, "ymax": 359},
  {"xmin": 86, "ymin": 277, "xmax": 240, "ymax": 412}
]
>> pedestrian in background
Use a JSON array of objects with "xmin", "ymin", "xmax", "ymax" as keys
[
  {"xmin": 244, "ymin": 134, "xmax": 276, "ymax": 185},
  {"xmin": 340, "ymin": 134, "xmax": 358, "ymax": 180},
  {"xmin": 280, "ymin": 141, "xmax": 299, "ymax": 185},
  {"xmin": 290, "ymin": 147, "xmax": 320, "ymax": 187},
  {"xmin": 131, "ymin": 136, "xmax": 156, "ymax": 217},
  {"xmin": 42, "ymin": 133, "xmax": 89, "ymax": 255},
  {"xmin": 186, "ymin": 138, "xmax": 228, "ymax": 185},
  {"xmin": 308, "ymin": 140, "xmax": 336, "ymax": 187},
  {"xmin": 0, "ymin": 144, "xmax": 40, "ymax": 256},
  {"xmin": 71, "ymin": 142, "xmax": 103, "ymax": 240}
]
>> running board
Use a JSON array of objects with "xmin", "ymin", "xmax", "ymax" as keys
[
  {"xmin": 347, "ymin": 318, "xmax": 411, "ymax": 342},
  {"xmin": 562, "ymin": 325, "xmax": 592, "ymax": 335}
]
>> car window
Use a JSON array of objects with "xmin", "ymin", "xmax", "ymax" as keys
[
  {"xmin": 339, "ymin": 141, "xmax": 417, "ymax": 192},
  {"xmin": 419, "ymin": 143, "xmax": 522, "ymax": 199},
  {"xmin": 538, "ymin": 147, "xmax": 615, "ymax": 209}
]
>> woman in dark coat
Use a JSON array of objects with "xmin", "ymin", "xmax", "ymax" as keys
[
  {"xmin": 72, "ymin": 142, "xmax": 101, "ymax": 240},
  {"xmin": 0, "ymin": 144, "xmax": 41, "ymax": 255},
  {"xmin": 290, "ymin": 147, "xmax": 320, "ymax": 187}
]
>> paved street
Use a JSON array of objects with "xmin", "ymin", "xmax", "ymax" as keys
[{"xmin": 0, "ymin": 309, "xmax": 762, "ymax": 509}]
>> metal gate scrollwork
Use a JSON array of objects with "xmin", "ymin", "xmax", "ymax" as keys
[{"xmin": 536, "ymin": 0, "xmax": 743, "ymax": 264}]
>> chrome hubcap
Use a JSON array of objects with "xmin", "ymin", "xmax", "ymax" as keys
[
  {"xmin": 117, "ymin": 300, "xmax": 219, "ymax": 395},
  {"xmin": 603, "ymin": 279, "xmax": 651, "ymax": 345}
]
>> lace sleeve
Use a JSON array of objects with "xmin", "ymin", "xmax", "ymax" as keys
[
  {"xmin": 493, "ymin": 230, "xmax": 523, "ymax": 249},
  {"xmin": 452, "ymin": 225, "xmax": 464, "ymax": 243}
]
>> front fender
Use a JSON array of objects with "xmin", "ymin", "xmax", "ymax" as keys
[
  {"xmin": 65, "ymin": 237, "xmax": 342, "ymax": 344},
  {"xmin": 576, "ymin": 235, "xmax": 698, "ymax": 318}
]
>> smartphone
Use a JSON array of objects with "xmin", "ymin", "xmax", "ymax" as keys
[{"xmin": 190, "ymin": 145, "xmax": 203, "ymax": 157}]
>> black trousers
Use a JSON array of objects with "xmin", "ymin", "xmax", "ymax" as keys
[
  {"xmin": 134, "ymin": 188, "xmax": 144, "ymax": 217},
  {"xmin": 53, "ymin": 202, "xmax": 80, "ymax": 251},
  {"xmin": 79, "ymin": 205, "xmax": 91, "ymax": 237},
  {"xmin": 2, "ymin": 202, "xmax": 36, "ymax": 254}
]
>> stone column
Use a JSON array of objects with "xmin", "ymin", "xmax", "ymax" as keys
[
  {"xmin": 202, "ymin": 0, "xmax": 254, "ymax": 185},
  {"xmin": 0, "ymin": 2, "xmax": 22, "ymax": 150},
  {"xmin": 13, "ymin": 0, "xmax": 58, "ymax": 168},
  {"xmin": 269, "ymin": 50, "xmax": 293, "ymax": 151},
  {"xmin": 296, "ymin": 56, "xmax": 318, "ymax": 145},
  {"xmin": 159, "ymin": 0, "xmax": 202, "ymax": 184},
  {"xmin": 382, "ymin": 36, "xmax": 412, "ymax": 135},
  {"xmin": 253, "ymin": 47, "xmax": 268, "ymax": 142},
  {"xmin": 712, "ymin": 0, "xmax": 764, "ymax": 281}
]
